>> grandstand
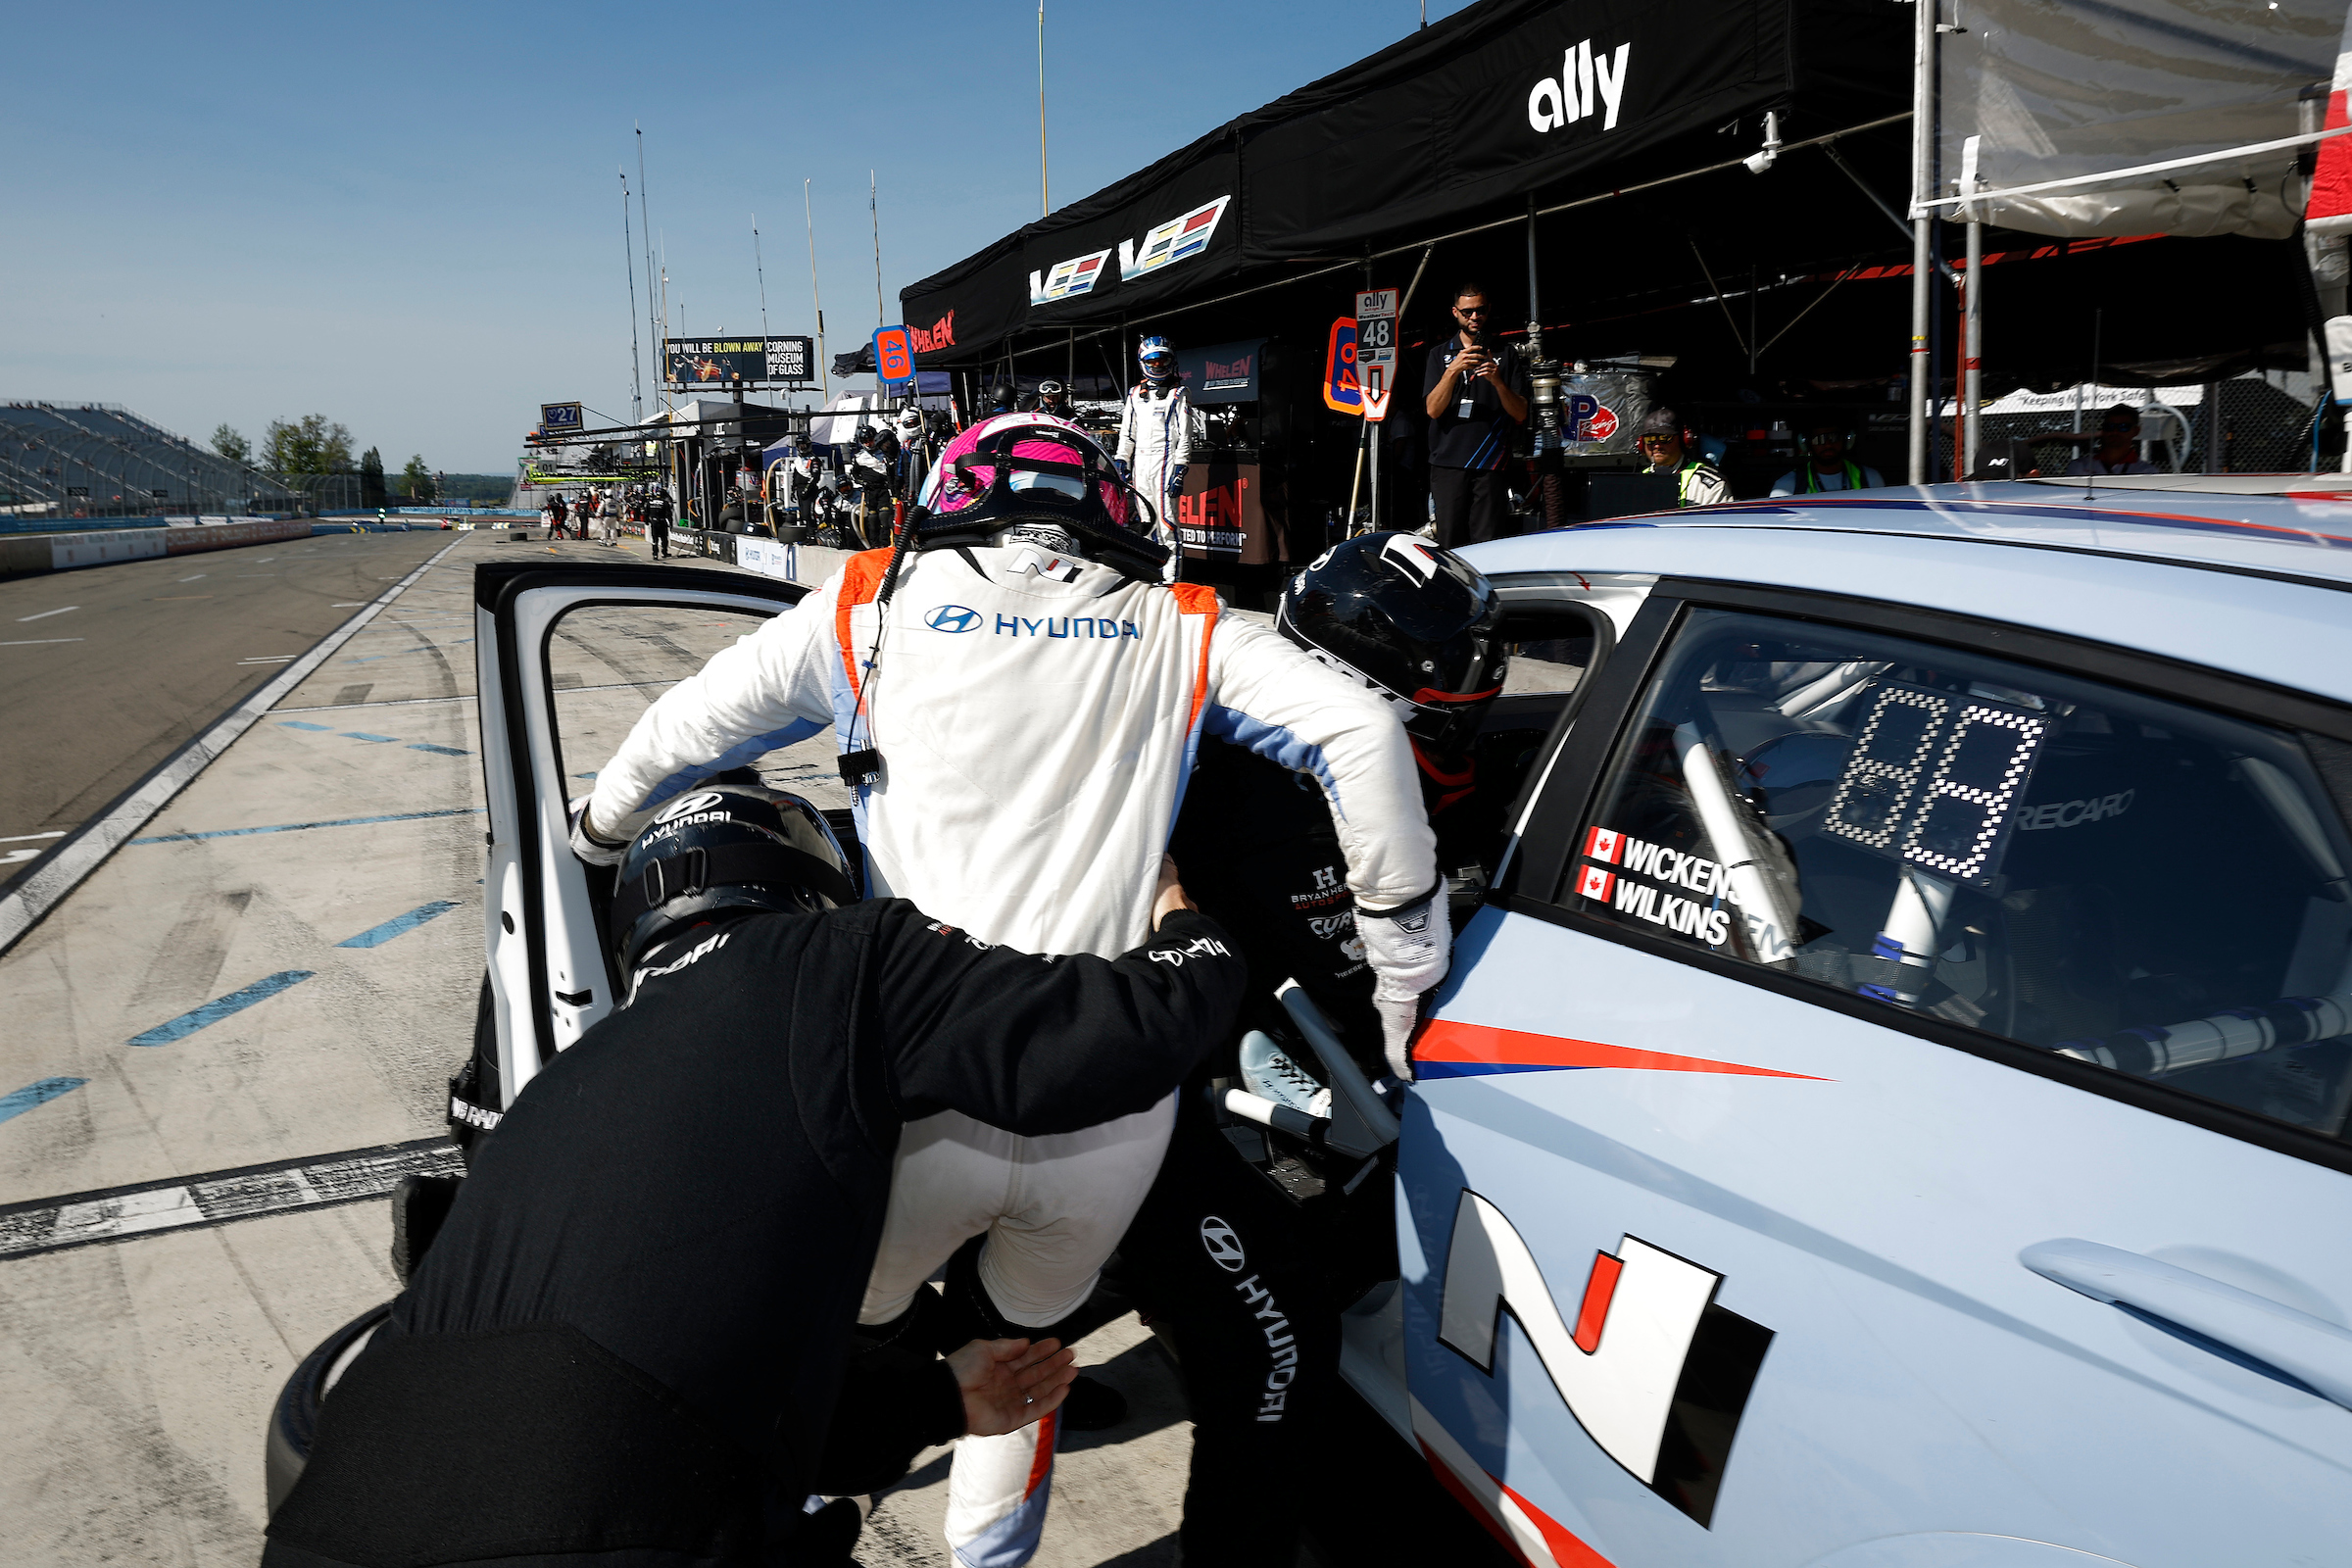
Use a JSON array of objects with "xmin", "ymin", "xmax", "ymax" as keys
[{"xmin": 0, "ymin": 402, "xmax": 305, "ymax": 527}]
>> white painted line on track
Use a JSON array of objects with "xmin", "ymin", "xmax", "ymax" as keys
[
  {"xmin": 0, "ymin": 1137, "xmax": 464, "ymax": 1261},
  {"xmin": 0, "ymin": 833, "xmax": 69, "ymax": 844},
  {"xmin": 178, "ymin": 573, "xmax": 206, "ymax": 582},
  {"xmin": 0, "ymin": 542, "xmax": 461, "ymax": 958},
  {"xmin": 0, "ymin": 638, "xmax": 84, "ymax": 647},
  {"xmin": 16, "ymin": 607, "xmax": 77, "ymax": 622}
]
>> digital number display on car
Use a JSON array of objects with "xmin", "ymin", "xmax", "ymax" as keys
[{"xmin": 1821, "ymin": 680, "xmax": 2049, "ymax": 886}]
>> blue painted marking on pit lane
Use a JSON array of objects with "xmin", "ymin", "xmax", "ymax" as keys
[
  {"xmin": 336, "ymin": 900, "xmax": 461, "ymax": 950},
  {"xmin": 275, "ymin": 720, "xmax": 471, "ymax": 757},
  {"xmin": 0, "ymin": 1077, "xmax": 87, "ymax": 1126},
  {"xmin": 129, "ymin": 971, "xmax": 315, "ymax": 1046},
  {"xmin": 131, "ymin": 808, "xmax": 485, "ymax": 845}
]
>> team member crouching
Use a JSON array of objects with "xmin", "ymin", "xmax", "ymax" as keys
[
  {"xmin": 1115, "ymin": 533, "xmax": 1508, "ymax": 1567},
  {"xmin": 263, "ymin": 783, "xmax": 1244, "ymax": 1568}
]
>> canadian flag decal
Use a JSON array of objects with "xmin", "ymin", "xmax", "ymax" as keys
[
  {"xmin": 1584, "ymin": 825, "xmax": 1623, "ymax": 863},
  {"xmin": 1438, "ymin": 1190, "xmax": 1772, "ymax": 1528},
  {"xmin": 1578, "ymin": 864, "xmax": 1616, "ymax": 902}
]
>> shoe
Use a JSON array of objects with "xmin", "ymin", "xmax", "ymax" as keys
[
  {"xmin": 1057, "ymin": 1374, "xmax": 1127, "ymax": 1433},
  {"xmin": 1239, "ymin": 1031, "xmax": 1331, "ymax": 1118}
]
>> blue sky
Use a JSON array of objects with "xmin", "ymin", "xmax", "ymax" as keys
[{"xmin": 3, "ymin": 1, "xmax": 1472, "ymax": 472}]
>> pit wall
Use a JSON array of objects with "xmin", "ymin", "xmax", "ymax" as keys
[{"xmin": 0, "ymin": 517, "xmax": 315, "ymax": 575}]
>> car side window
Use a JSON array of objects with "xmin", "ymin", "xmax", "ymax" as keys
[{"xmin": 1560, "ymin": 607, "xmax": 2352, "ymax": 1146}]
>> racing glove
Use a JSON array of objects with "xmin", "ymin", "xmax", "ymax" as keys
[
  {"xmin": 1356, "ymin": 885, "xmax": 1450, "ymax": 1082},
  {"xmin": 1166, "ymin": 464, "xmax": 1187, "ymax": 501},
  {"xmin": 567, "ymin": 796, "xmax": 628, "ymax": 867}
]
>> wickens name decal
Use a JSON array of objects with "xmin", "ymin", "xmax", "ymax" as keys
[
  {"xmin": 1576, "ymin": 824, "xmax": 1733, "ymax": 947},
  {"xmin": 1528, "ymin": 39, "xmax": 1631, "ymax": 135}
]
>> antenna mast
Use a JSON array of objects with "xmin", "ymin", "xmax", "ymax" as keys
[
  {"xmin": 806, "ymin": 179, "xmax": 830, "ymax": 404},
  {"xmin": 621, "ymin": 170, "xmax": 643, "ymax": 421},
  {"xmin": 1038, "ymin": 3, "xmax": 1050, "ymax": 216},
  {"xmin": 870, "ymin": 171, "xmax": 885, "ymax": 330}
]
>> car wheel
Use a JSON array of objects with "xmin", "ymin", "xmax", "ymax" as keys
[{"xmin": 265, "ymin": 1299, "xmax": 393, "ymax": 1516}]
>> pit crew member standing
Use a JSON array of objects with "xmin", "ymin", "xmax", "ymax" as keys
[
  {"xmin": 574, "ymin": 415, "xmax": 1440, "ymax": 1568},
  {"xmin": 265, "ymin": 785, "xmax": 1245, "ymax": 1568},
  {"xmin": 1116, "ymin": 337, "xmax": 1199, "ymax": 576},
  {"xmin": 1121, "ymin": 531, "xmax": 1508, "ymax": 1568},
  {"xmin": 1421, "ymin": 281, "xmax": 1531, "ymax": 548}
]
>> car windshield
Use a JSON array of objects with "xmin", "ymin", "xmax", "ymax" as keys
[{"xmin": 1572, "ymin": 609, "xmax": 2352, "ymax": 1144}]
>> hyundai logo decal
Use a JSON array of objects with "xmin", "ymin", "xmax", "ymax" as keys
[
  {"xmin": 655, "ymin": 790, "xmax": 726, "ymax": 822},
  {"xmin": 1199, "ymin": 1216, "xmax": 1246, "ymax": 1272},
  {"xmin": 925, "ymin": 604, "xmax": 983, "ymax": 633}
]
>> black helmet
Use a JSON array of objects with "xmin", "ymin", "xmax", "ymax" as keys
[
  {"xmin": 610, "ymin": 778, "xmax": 857, "ymax": 979},
  {"xmin": 910, "ymin": 414, "xmax": 1166, "ymax": 580},
  {"xmin": 1037, "ymin": 379, "xmax": 1067, "ymax": 407},
  {"xmin": 1277, "ymin": 532, "xmax": 1506, "ymax": 754},
  {"xmin": 1637, "ymin": 407, "xmax": 1685, "ymax": 441}
]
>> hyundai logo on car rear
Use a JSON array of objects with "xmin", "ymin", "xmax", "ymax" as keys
[{"xmin": 926, "ymin": 604, "xmax": 983, "ymax": 633}]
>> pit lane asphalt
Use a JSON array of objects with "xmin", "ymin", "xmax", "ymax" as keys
[
  {"xmin": 0, "ymin": 529, "xmax": 457, "ymax": 892},
  {"xmin": 0, "ymin": 528, "xmax": 1512, "ymax": 1567}
]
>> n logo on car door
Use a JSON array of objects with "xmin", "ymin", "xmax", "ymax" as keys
[{"xmin": 1439, "ymin": 1189, "xmax": 1773, "ymax": 1527}]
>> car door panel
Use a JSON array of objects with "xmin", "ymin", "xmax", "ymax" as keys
[
  {"xmin": 1409, "ymin": 906, "xmax": 2352, "ymax": 1566},
  {"xmin": 1399, "ymin": 585, "xmax": 2352, "ymax": 1567},
  {"xmin": 474, "ymin": 564, "xmax": 806, "ymax": 1105}
]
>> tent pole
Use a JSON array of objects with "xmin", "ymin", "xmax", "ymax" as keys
[
  {"xmin": 1962, "ymin": 219, "xmax": 1982, "ymax": 477},
  {"xmin": 1906, "ymin": 0, "xmax": 1934, "ymax": 484}
]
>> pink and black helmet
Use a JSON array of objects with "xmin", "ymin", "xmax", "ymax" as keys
[{"xmin": 910, "ymin": 413, "xmax": 1165, "ymax": 577}]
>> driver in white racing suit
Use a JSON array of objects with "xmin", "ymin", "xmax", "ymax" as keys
[
  {"xmin": 574, "ymin": 414, "xmax": 1445, "ymax": 1567},
  {"xmin": 1115, "ymin": 335, "xmax": 1197, "ymax": 579}
]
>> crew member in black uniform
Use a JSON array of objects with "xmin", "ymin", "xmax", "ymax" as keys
[
  {"xmin": 1116, "ymin": 532, "xmax": 1509, "ymax": 1567},
  {"xmin": 264, "ymin": 783, "xmax": 1245, "ymax": 1568}
]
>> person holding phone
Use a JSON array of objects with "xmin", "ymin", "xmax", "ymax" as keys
[{"xmin": 1421, "ymin": 282, "xmax": 1530, "ymax": 549}]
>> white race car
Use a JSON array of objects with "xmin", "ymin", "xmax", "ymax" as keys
[{"xmin": 284, "ymin": 478, "xmax": 2352, "ymax": 1564}]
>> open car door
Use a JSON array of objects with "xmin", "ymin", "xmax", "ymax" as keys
[{"xmin": 465, "ymin": 561, "xmax": 848, "ymax": 1134}]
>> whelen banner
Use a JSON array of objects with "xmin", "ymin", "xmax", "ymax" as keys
[
  {"xmin": 663, "ymin": 336, "xmax": 816, "ymax": 386},
  {"xmin": 900, "ymin": 0, "xmax": 1888, "ymax": 365}
]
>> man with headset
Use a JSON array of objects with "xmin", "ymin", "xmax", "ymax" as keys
[
  {"xmin": 1637, "ymin": 407, "xmax": 1732, "ymax": 508},
  {"xmin": 1771, "ymin": 417, "xmax": 1885, "ymax": 496}
]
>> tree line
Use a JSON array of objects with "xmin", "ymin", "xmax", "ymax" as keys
[{"xmin": 212, "ymin": 415, "xmax": 433, "ymax": 500}]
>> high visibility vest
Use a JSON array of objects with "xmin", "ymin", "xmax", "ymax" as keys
[
  {"xmin": 1793, "ymin": 459, "xmax": 1864, "ymax": 494},
  {"xmin": 1676, "ymin": 461, "xmax": 1724, "ymax": 506}
]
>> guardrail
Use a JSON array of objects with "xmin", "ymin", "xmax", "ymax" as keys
[{"xmin": 0, "ymin": 516, "xmax": 315, "ymax": 575}]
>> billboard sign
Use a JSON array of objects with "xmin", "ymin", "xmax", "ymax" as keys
[
  {"xmin": 1175, "ymin": 338, "xmax": 1265, "ymax": 405},
  {"xmin": 540, "ymin": 402, "xmax": 585, "ymax": 433},
  {"xmin": 663, "ymin": 336, "xmax": 816, "ymax": 386},
  {"xmin": 872, "ymin": 325, "xmax": 916, "ymax": 391}
]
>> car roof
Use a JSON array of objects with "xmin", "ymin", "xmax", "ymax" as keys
[
  {"xmin": 1594, "ymin": 478, "xmax": 2352, "ymax": 586},
  {"xmin": 1463, "ymin": 479, "xmax": 2352, "ymax": 710}
]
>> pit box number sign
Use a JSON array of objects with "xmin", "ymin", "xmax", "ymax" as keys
[{"xmin": 1355, "ymin": 289, "xmax": 1398, "ymax": 398}]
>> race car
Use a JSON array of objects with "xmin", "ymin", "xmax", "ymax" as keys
[{"xmin": 278, "ymin": 475, "xmax": 2352, "ymax": 1565}]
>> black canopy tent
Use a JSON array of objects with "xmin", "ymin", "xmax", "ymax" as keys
[
  {"xmin": 904, "ymin": 0, "xmax": 1911, "ymax": 363},
  {"xmin": 905, "ymin": 0, "xmax": 2316, "ymax": 542}
]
